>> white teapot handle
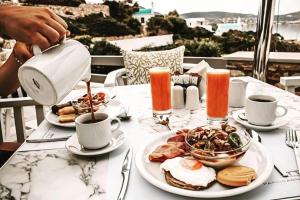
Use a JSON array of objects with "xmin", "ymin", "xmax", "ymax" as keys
[{"xmin": 32, "ymin": 35, "xmax": 67, "ymax": 56}]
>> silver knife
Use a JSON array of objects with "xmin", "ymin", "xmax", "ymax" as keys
[
  {"xmin": 26, "ymin": 136, "xmax": 71, "ymax": 143},
  {"xmin": 117, "ymin": 147, "xmax": 133, "ymax": 200},
  {"xmin": 245, "ymin": 129, "xmax": 289, "ymax": 177}
]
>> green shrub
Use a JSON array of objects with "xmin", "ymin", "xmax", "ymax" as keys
[
  {"xmin": 64, "ymin": 17, "xmax": 88, "ymax": 36},
  {"xmin": 220, "ymin": 30, "xmax": 256, "ymax": 53},
  {"xmin": 103, "ymin": 0, "xmax": 138, "ymax": 22},
  {"xmin": 90, "ymin": 40, "xmax": 121, "ymax": 55},
  {"xmin": 124, "ymin": 18, "xmax": 142, "ymax": 35},
  {"xmin": 74, "ymin": 36, "xmax": 93, "ymax": 50},
  {"xmin": 138, "ymin": 39, "xmax": 221, "ymax": 57},
  {"xmin": 195, "ymin": 40, "xmax": 221, "ymax": 57},
  {"xmin": 89, "ymin": 17, "xmax": 135, "ymax": 36},
  {"xmin": 146, "ymin": 16, "xmax": 173, "ymax": 35},
  {"xmin": 64, "ymin": 12, "xmax": 140, "ymax": 37}
]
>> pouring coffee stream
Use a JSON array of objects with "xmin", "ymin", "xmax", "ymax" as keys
[{"xmin": 86, "ymin": 81, "xmax": 96, "ymax": 122}]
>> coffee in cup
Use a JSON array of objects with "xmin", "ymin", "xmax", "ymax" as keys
[
  {"xmin": 245, "ymin": 95, "xmax": 287, "ymax": 126},
  {"xmin": 75, "ymin": 113, "xmax": 121, "ymax": 149}
]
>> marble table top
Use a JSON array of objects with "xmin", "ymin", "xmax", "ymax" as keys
[{"xmin": 0, "ymin": 77, "xmax": 300, "ymax": 200}]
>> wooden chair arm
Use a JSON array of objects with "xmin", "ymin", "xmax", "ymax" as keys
[{"xmin": 0, "ymin": 142, "xmax": 22, "ymax": 152}]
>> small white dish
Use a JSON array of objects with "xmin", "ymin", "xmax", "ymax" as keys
[
  {"xmin": 232, "ymin": 110, "xmax": 288, "ymax": 131},
  {"xmin": 135, "ymin": 131, "xmax": 273, "ymax": 198},
  {"xmin": 65, "ymin": 129, "xmax": 126, "ymax": 156}
]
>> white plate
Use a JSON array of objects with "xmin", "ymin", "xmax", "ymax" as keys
[
  {"xmin": 135, "ymin": 131, "xmax": 273, "ymax": 198},
  {"xmin": 232, "ymin": 110, "xmax": 288, "ymax": 131},
  {"xmin": 45, "ymin": 92, "xmax": 122, "ymax": 128},
  {"xmin": 65, "ymin": 130, "xmax": 126, "ymax": 156}
]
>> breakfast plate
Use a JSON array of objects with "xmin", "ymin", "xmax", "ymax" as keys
[
  {"xmin": 45, "ymin": 90, "xmax": 122, "ymax": 128},
  {"xmin": 65, "ymin": 129, "xmax": 126, "ymax": 156},
  {"xmin": 135, "ymin": 131, "xmax": 273, "ymax": 198},
  {"xmin": 232, "ymin": 110, "xmax": 288, "ymax": 131}
]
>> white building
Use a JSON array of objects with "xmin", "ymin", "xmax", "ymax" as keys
[
  {"xmin": 185, "ymin": 18, "xmax": 213, "ymax": 32},
  {"xmin": 133, "ymin": 2, "xmax": 155, "ymax": 26}
]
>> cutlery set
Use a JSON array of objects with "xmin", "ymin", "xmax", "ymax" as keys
[
  {"xmin": 246, "ymin": 128, "xmax": 300, "ymax": 177},
  {"xmin": 285, "ymin": 128, "xmax": 300, "ymax": 175},
  {"xmin": 117, "ymin": 147, "xmax": 133, "ymax": 200}
]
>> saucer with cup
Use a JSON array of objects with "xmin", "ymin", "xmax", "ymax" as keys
[
  {"xmin": 232, "ymin": 95, "xmax": 288, "ymax": 131},
  {"xmin": 65, "ymin": 112, "xmax": 126, "ymax": 156}
]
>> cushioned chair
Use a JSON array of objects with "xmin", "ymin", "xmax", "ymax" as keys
[
  {"xmin": 103, "ymin": 55, "xmax": 227, "ymax": 87},
  {"xmin": 104, "ymin": 46, "xmax": 226, "ymax": 87}
]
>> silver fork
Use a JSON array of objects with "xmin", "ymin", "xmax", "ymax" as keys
[{"xmin": 285, "ymin": 129, "xmax": 300, "ymax": 175}]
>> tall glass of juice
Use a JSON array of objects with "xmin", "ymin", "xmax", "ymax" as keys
[
  {"xmin": 149, "ymin": 67, "xmax": 171, "ymax": 118},
  {"xmin": 206, "ymin": 69, "xmax": 230, "ymax": 123}
]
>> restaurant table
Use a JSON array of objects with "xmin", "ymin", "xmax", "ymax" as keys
[{"xmin": 0, "ymin": 77, "xmax": 300, "ymax": 200}]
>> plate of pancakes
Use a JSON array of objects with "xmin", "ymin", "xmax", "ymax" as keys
[{"xmin": 135, "ymin": 124, "xmax": 273, "ymax": 198}]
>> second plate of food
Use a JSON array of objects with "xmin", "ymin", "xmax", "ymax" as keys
[
  {"xmin": 46, "ymin": 90, "xmax": 122, "ymax": 128},
  {"xmin": 135, "ymin": 126, "xmax": 273, "ymax": 198}
]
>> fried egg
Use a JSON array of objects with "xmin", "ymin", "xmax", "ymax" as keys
[{"xmin": 160, "ymin": 157, "xmax": 216, "ymax": 187}]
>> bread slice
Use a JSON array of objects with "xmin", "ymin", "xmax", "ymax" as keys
[
  {"xmin": 58, "ymin": 106, "xmax": 76, "ymax": 115},
  {"xmin": 164, "ymin": 170, "xmax": 215, "ymax": 190},
  {"xmin": 58, "ymin": 114, "xmax": 76, "ymax": 123},
  {"xmin": 217, "ymin": 166, "xmax": 256, "ymax": 187}
]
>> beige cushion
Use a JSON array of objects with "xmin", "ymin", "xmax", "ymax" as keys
[{"xmin": 122, "ymin": 46, "xmax": 185, "ymax": 85}]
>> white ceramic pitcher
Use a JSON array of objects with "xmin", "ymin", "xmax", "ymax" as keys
[
  {"xmin": 18, "ymin": 39, "xmax": 91, "ymax": 106},
  {"xmin": 229, "ymin": 79, "xmax": 248, "ymax": 108}
]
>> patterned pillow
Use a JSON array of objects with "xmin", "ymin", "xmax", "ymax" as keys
[{"xmin": 122, "ymin": 46, "xmax": 185, "ymax": 85}]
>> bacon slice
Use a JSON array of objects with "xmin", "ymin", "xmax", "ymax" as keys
[
  {"xmin": 149, "ymin": 144, "xmax": 185, "ymax": 162},
  {"xmin": 167, "ymin": 134, "xmax": 185, "ymax": 143}
]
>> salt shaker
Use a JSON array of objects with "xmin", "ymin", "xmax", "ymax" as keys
[
  {"xmin": 172, "ymin": 85, "xmax": 185, "ymax": 109},
  {"xmin": 186, "ymin": 86, "xmax": 201, "ymax": 110}
]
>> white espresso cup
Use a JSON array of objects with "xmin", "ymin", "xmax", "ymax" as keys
[
  {"xmin": 75, "ymin": 113, "xmax": 121, "ymax": 149},
  {"xmin": 245, "ymin": 95, "xmax": 288, "ymax": 126}
]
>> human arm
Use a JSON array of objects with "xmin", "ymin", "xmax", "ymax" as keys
[
  {"xmin": 0, "ymin": 42, "xmax": 32, "ymax": 97},
  {"xmin": 0, "ymin": 5, "xmax": 69, "ymax": 50}
]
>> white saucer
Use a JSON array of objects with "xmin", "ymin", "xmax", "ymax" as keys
[
  {"xmin": 232, "ymin": 109, "xmax": 288, "ymax": 131},
  {"xmin": 65, "ymin": 130, "xmax": 126, "ymax": 156}
]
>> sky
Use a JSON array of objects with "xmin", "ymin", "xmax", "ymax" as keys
[{"xmin": 87, "ymin": 0, "xmax": 300, "ymax": 15}]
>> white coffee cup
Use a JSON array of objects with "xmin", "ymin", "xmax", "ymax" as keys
[
  {"xmin": 245, "ymin": 95, "xmax": 288, "ymax": 126},
  {"xmin": 75, "ymin": 113, "xmax": 121, "ymax": 149}
]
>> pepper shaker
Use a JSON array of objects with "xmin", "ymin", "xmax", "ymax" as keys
[
  {"xmin": 172, "ymin": 85, "xmax": 185, "ymax": 109},
  {"xmin": 186, "ymin": 86, "xmax": 201, "ymax": 110}
]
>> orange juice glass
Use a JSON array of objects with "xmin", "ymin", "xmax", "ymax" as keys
[
  {"xmin": 149, "ymin": 67, "xmax": 171, "ymax": 117},
  {"xmin": 206, "ymin": 69, "xmax": 230, "ymax": 122}
]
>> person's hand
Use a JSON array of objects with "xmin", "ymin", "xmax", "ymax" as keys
[
  {"xmin": 0, "ymin": 5, "xmax": 69, "ymax": 50},
  {"xmin": 13, "ymin": 42, "xmax": 33, "ymax": 65}
]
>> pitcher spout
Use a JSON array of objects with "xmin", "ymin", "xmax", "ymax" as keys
[{"xmin": 82, "ymin": 67, "xmax": 91, "ymax": 82}]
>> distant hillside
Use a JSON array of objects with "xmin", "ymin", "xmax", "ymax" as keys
[
  {"xmin": 181, "ymin": 11, "xmax": 256, "ymax": 19},
  {"xmin": 278, "ymin": 11, "xmax": 300, "ymax": 21},
  {"xmin": 181, "ymin": 11, "xmax": 300, "ymax": 22}
]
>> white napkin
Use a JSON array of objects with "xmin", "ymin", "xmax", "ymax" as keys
[
  {"xmin": 259, "ymin": 129, "xmax": 298, "ymax": 174},
  {"xmin": 18, "ymin": 121, "xmax": 75, "ymax": 152},
  {"xmin": 186, "ymin": 60, "xmax": 214, "ymax": 97}
]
